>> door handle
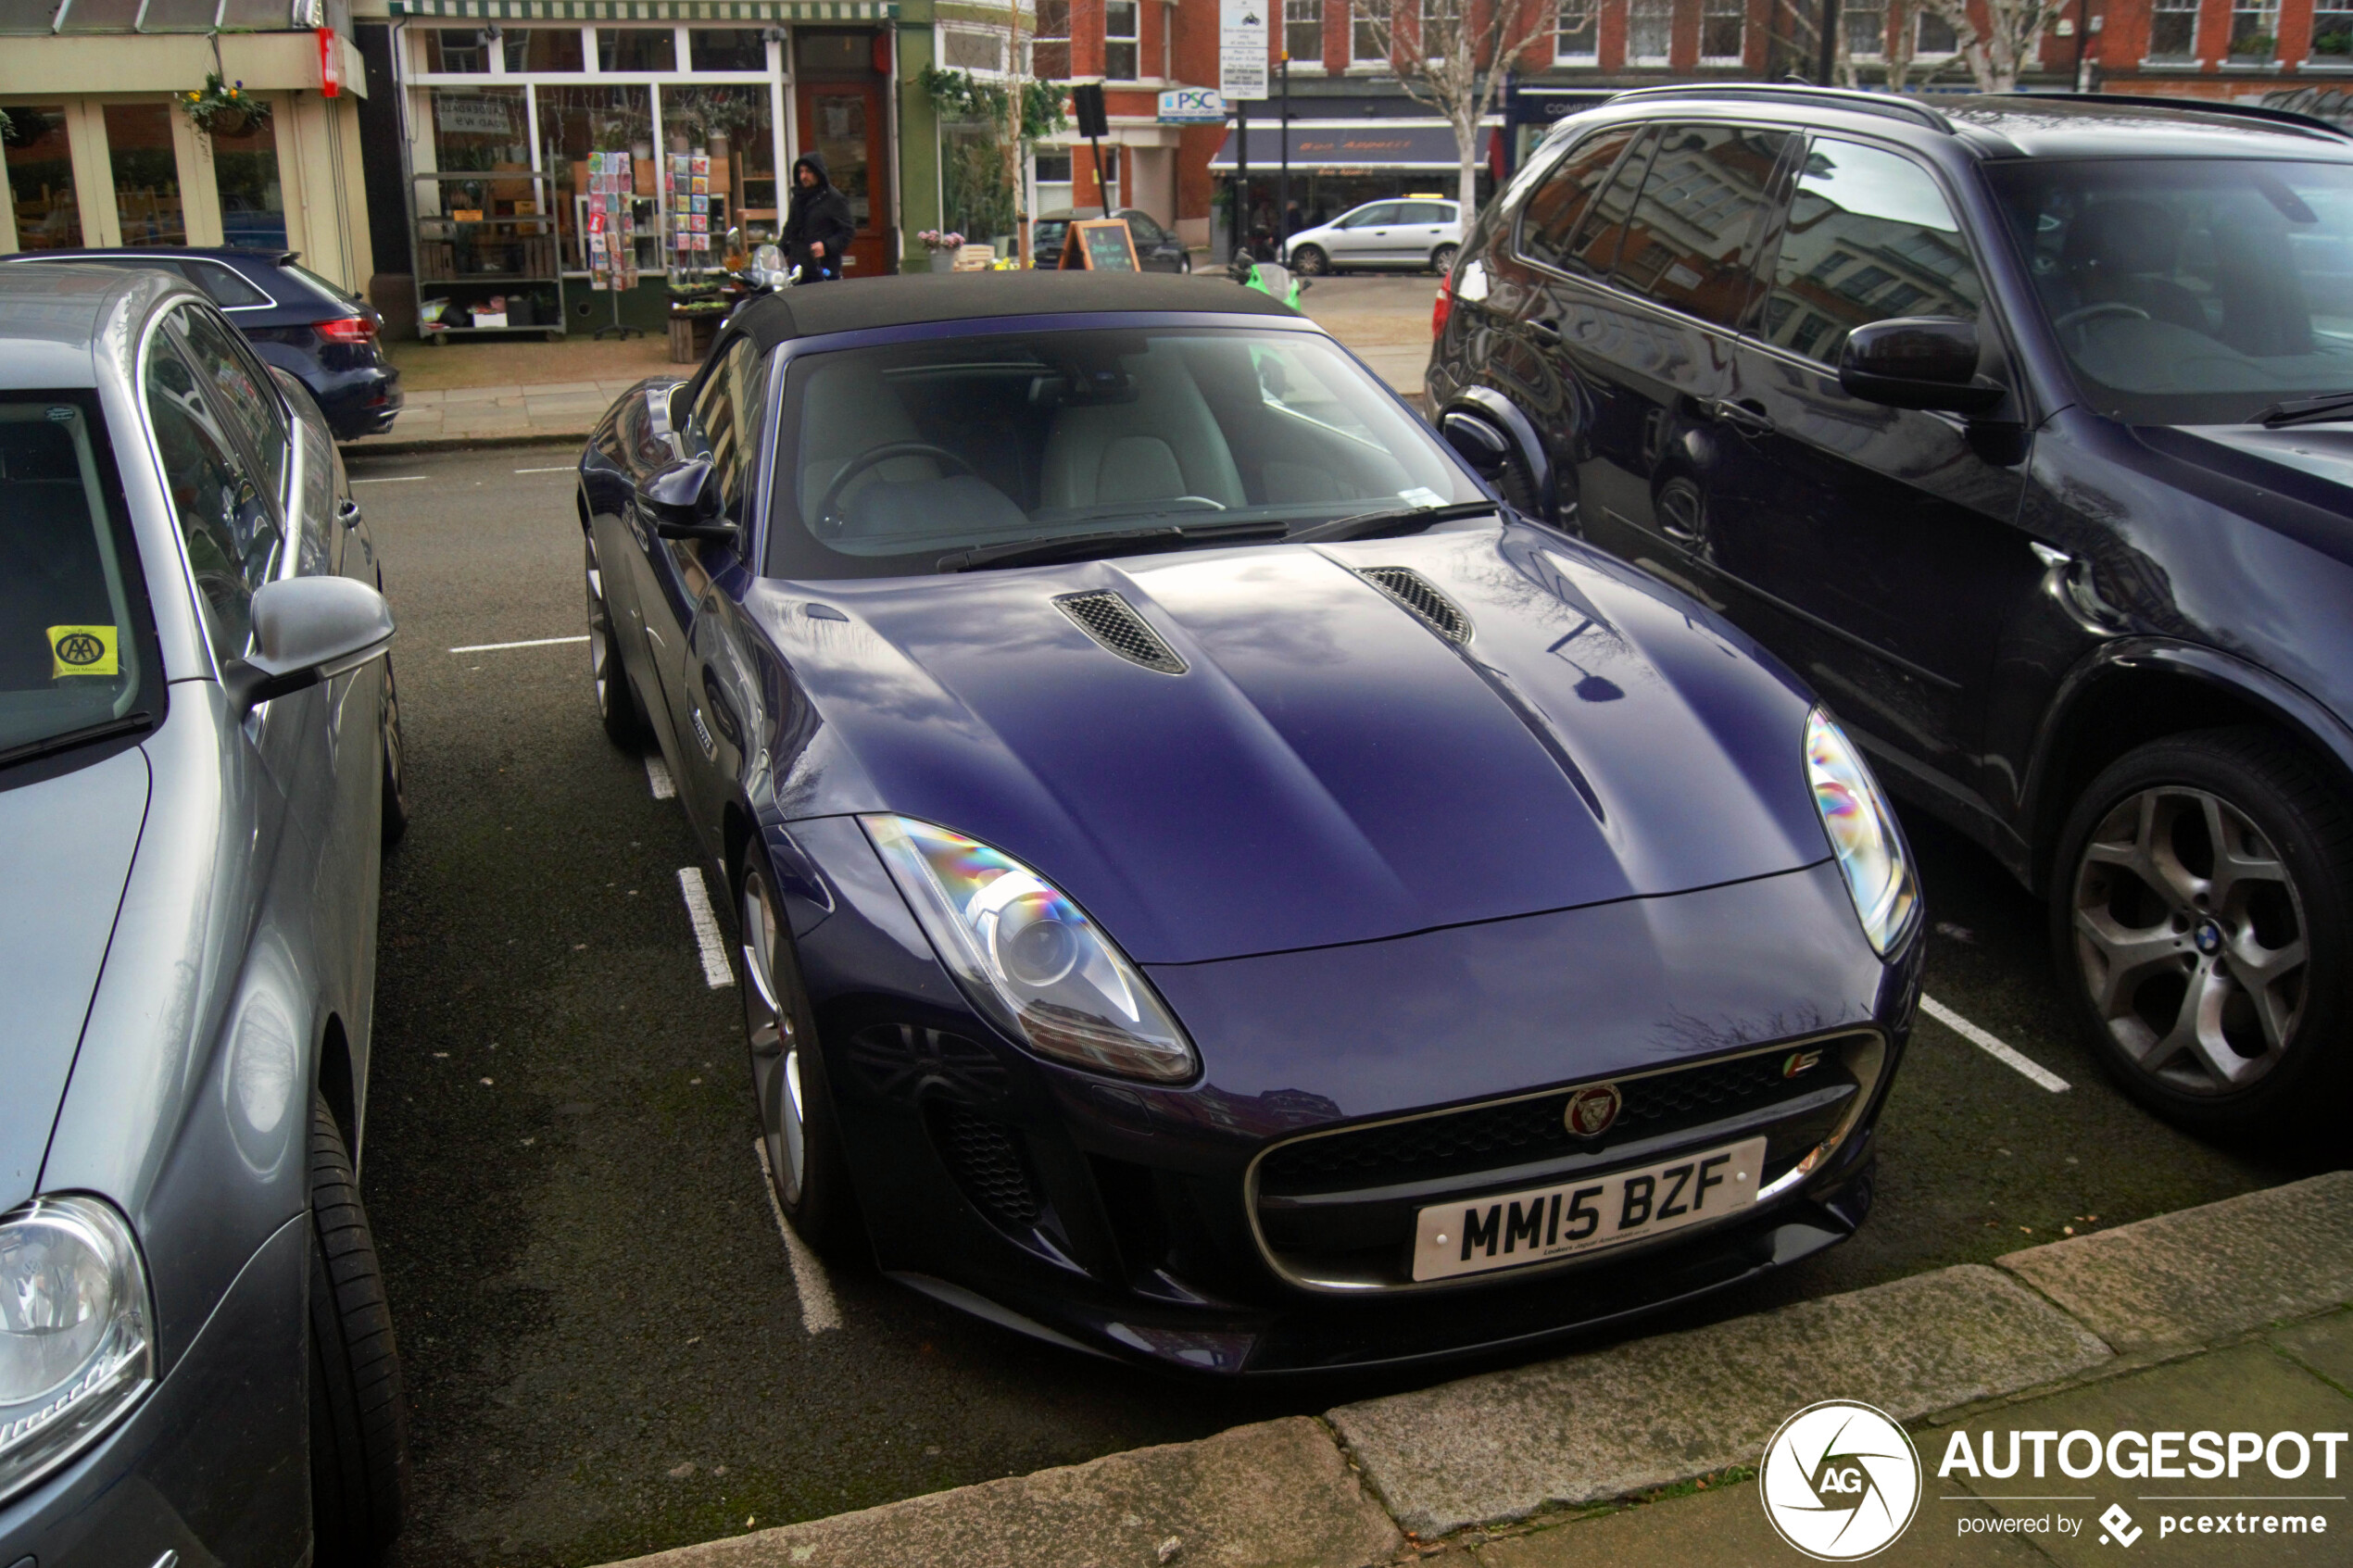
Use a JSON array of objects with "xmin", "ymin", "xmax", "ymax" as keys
[
  {"xmin": 1705, "ymin": 397, "xmax": 1775, "ymax": 436},
  {"xmin": 336, "ymin": 497, "xmax": 363, "ymax": 530}
]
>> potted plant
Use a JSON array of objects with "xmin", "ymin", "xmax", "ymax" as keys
[
  {"xmin": 178, "ymin": 73, "xmax": 271, "ymax": 139},
  {"xmin": 918, "ymin": 229, "xmax": 966, "ymax": 272}
]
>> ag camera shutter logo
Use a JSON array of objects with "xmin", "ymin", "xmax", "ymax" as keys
[{"xmin": 1760, "ymin": 1399, "xmax": 1922, "ymax": 1560}]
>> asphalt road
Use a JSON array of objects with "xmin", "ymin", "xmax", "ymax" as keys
[{"xmin": 355, "ymin": 445, "xmax": 2311, "ymax": 1568}]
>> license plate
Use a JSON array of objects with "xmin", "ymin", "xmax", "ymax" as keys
[{"xmin": 1410, "ymin": 1136, "xmax": 1768, "ymax": 1283}]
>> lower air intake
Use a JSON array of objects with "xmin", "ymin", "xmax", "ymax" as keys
[
  {"xmin": 1055, "ymin": 590, "xmax": 1188, "ymax": 674},
  {"xmin": 1357, "ymin": 567, "xmax": 1473, "ymax": 645},
  {"xmin": 934, "ymin": 1108, "xmax": 1045, "ymax": 1230}
]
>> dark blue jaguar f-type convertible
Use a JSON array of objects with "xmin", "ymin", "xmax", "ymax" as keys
[{"xmin": 574, "ymin": 272, "xmax": 1923, "ymax": 1374}]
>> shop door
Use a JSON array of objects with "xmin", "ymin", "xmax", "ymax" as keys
[{"xmin": 796, "ymin": 82, "xmax": 889, "ymax": 278}]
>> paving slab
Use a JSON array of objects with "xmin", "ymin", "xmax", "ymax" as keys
[
  {"xmin": 1327, "ymin": 1265, "xmax": 2112, "ymax": 1538},
  {"xmin": 594, "ymin": 1417, "xmax": 1401, "ymax": 1568},
  {"xmin": 2271, "ymin": 1309, "xmax": 2353, "ymax": 1396},
  {"xmin": 1997, "ymin": 1172, "xmax": 2353, "ymax": 1353},
  {"xmin": 1938, "ymin": 1340, "xmax": 2353, "ymax": 1567},
  {"xmin": 1474, "ymin": 1482, "xmax": 2052, "ymax": 1568}
]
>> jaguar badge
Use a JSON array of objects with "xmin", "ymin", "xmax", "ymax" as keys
[{"xmin": 1563, "ymin": 1084, "xmax": 1622, "ymax": 1138}]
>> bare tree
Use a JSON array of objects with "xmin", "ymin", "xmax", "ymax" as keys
[
  {"xmin": 1772, "ymin": 0, "xmax": 1950, "ymax": 92},
  {"xmin": 1924, "ymin": 0, "xmax": 2069, "ymax": 90},
  {"xmin": 1360, "ymin": 0, "xmax": 1589, "ymax": 219}
]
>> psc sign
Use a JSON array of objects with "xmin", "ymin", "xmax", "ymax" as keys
[{"xmin": 49, "ymin": 624, "xmax": 118, "ymax": 678}]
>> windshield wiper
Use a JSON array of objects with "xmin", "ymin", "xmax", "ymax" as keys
[
  {"xmin": 0, "ymin": 711, "xmax": 153, "ymax": 771},
  {"xmin": 2252, "ymin": 392, "xmax": 2353, "ymax": 428},
  {"xmin": 939, "ymin": 518, "xmax": 1289, "ymax": 572},
  {"xmin": 1286, "ymin": 500, "xmax": 1499, "ymax": 546}
]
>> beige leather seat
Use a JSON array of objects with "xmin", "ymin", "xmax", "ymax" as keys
[
  {"xmin": 795, "ymin": 357, "xmax": 940, "ymax": 525},
  {"xmin": 1039, "ymin": 343, "xmax": 1245, "ymax": 512}
]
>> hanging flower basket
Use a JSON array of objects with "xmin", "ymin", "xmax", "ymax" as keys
[{"xmin": 180, "ymin": 74, "xmax": 271, "ymax": 139}]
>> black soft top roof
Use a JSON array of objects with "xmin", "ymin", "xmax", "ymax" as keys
[{"xmin": 734, "ymin": 270, "xmax": 1300, "ymax": 350}]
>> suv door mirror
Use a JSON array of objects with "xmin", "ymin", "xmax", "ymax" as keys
[
  {"xmin": 1440, "ymin": 411, "xmax": 1512, "ymax": 479},
  {"xmin": 638, "ymin": 457, "xmax": 737, "ymax": 543},
  {"xmin": 1838, "ymin": 318, "xmax": 2005, "ymax": 415},
  {"xmin": 223, "ymin": 576, "xmax": 394, "ymax": 712}
]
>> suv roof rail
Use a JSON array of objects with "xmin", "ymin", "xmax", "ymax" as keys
[
  {"xmin": 1603, "ymin": 82, "xmax": 1956, "ymax": 134},
  {"xmin": 1978, "ymin": 91, "xmax": 2353, "ymax": 141}
]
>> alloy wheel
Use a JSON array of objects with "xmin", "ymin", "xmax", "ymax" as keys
[
  {"xmin": 585, "ymin": 536, "xmax": 614, "ymax": 721},
  {"xmin": 742, "ymin": 869, "xmax": 807, "ymax": 1203},
  {"xmin": 1292, "ymin": 245, "xmax": 1327, "ymax": 276},
  {"xmin": 2069, "ymin": 784, "xmax": 2309, "ymax": 1096}
]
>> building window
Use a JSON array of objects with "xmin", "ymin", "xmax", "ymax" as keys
[
  {"xmin": 105, "ymin": 103, "xmax": 185, "ymax": 246},
  {"xmin": 689, "ymin": 29, "xmax": 767, "ymax": 70},
  {"xmin": 2146, "ymin": 0, "xmax": 2198, "ymax": 59},
  {"xmin": 422, "ymin": 28, "xmax": 490, "ymax": 72},
  {"xmin": 1105, "ymin": 0, "xmax": 1140, "ymax": 79},
  {"xmin": 2317, "ymin": 0, "xmax": 2353, "ymax": 56},
  {"xmin": 212, "ymin": 110, "xmax": 286, "ymax": 251},
  {"xmin": 1915, "ymin": 8, "xmax": 1958, "ymax": 54},
  {"xmin": 1032, "ymin": 0, "xmax": 1071, "ymax": 79},
  {"xmin": 1843, "ymin": 0, "xmax": 1884, "ymax": 58},
  {"xmin": 2228, "ymin": 0, "xmax": 2276, "ymax": 57},
  {"xmin": 1287, "ymin": 0, "xmax": 1324, "ymax": 63},
  {"xmin": 1353, "ymin": 0, "xmax": 1390, "ymax": 64},
  {"xmin": 1629, "ymin": 0, "xmax": 1672, "ymax": 63},
  {"xmin": 1557, "ymin": 0, "xmax": 1598, "ymax": 61},
  {"xmin": 1424, "ymin": 0, "xmax": 1461, "ymax": 57},
  {"xmin": 942, "ymin": 26, "xmax": 1008, "ymax": 72},
  {"xmin": 1701, "ymin": 0, "xmax": 1743, "ymax": 61},
  {"xmin": 504, "ymin": 27, "xmax": 586, "ymax": 72},
  {"xmin": 5, "ymin": 106, "xmax": 82, "ymax": 250},
  {"xmin": 598, "ymin": 28, "xmax": 677, "ymax": 71}
]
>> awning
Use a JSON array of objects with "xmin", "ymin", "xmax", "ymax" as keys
[
  {"xmin": 1207, "ymin": 121, "xmax": 1497, "ymax": 173},
  {"xmin": 388, "ymin": 0, "xmax": 893, "ymax": 19}
]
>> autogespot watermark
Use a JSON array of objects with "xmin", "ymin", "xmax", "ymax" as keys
[{"xmin": 1759, "ymin": 1400, "xmax": 1923, "ymax": 1560}]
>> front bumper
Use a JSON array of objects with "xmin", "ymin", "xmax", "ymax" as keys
[
  {"xmin": 786, "ymin": 816, "xmax": 1919, "ymax": 1375},
  {"xmin": 0, "ymin": 1213, "xmax": 309, "ymax": 1567}
]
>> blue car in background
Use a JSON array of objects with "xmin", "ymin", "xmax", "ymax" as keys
[
  {"xmin": 2, "ymin": 246, "xmax": 401, "ymax": 440},
  {"xmin": 578, "ymin": 272, "xmax": 1924, "ymax": 1374}
]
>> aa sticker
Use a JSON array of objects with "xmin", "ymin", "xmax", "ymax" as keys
[{"xmin": 49, "ymin": 624, "xmax": 119, "ymax": 678}]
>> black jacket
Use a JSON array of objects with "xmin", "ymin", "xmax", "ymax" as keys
[{"xmin": 782, "ymin": 153, "xmax": 856, "ymax": 278}]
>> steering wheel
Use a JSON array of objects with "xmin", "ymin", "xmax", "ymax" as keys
[
  {"xmin": 817, "ymin": 442, "xmax": 978, "ymax": 538},
  {"xmin": 2055, "ymin": 301, "xmax": 2150, "ymax": 338}
]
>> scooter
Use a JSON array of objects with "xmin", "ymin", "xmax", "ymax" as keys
[
  {"xmin": 724, "ymin": 242, "xmax": 802, "ymax": 325},
  {"xmin": 1229, "ymin": 254, "xmax": 1309, "ymax": 310}
]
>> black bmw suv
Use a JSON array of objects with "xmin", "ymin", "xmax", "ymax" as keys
[{"xmin": 1429, "ymin": 86, "xmax": 2353, "ymax": 1135}]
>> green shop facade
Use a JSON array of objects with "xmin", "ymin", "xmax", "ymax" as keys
[{"xmin": 356, "ymin": 0, "xmax": 995, "ymax": 337}]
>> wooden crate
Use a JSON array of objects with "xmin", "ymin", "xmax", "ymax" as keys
[{"xmin": 668, "ymin": 313, "xmax": 718, "ymax": 364}]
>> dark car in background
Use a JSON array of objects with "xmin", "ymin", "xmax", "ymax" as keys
[
  {"xmin": 1, "ymin": 246, "xmax": 401, "ymax": 440},
  {"xmin": 1428, "ymin": 85, "xmax": 2353, "ymax": 1135},
  {"xmin": 1029, "ymin": 207, "xmax": 1193, "ymax": 271}
]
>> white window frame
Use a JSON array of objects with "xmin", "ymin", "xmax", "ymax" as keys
[
  {"xmin": 937, "ymin": 23, "xmax": 1013, "ymax": 76},
  {"xmin": 1285, "ymin": 0, "xmax": 1326, "ymax": 67},
  {"xmin": 1843, "ymin": 0, "xmax": 1885, "ymax": 60},
  {"xmin": 1104, "ymin": 0, "xmax": 1141, "ymax": 80},
  {"xmin": 1912, "ymin": 7, "xmax": 1960, "ymax": 58},
  {"xmin": 1554, "ymin": 0, "xmax": 1598, "ymax": 63},
  {"xmin": 1628, "ymin": 0, "xmax": 1673, "ymax": 65},
  {"xmin": 1351, "ymin": 0, "xmax": 1391, "ymax": 67},
  {"xmin": 1699, "ymin": 0, "xmax": 1744, "ymax": 64},
  {"xmin": 2313, "ymin": 0, "xmax": 2353, "ymax": 64},
  {"xmin": 1029, "ymin": 0, "xmax": 1073, "ymax": 79},
  {"xmin": 2226, "ymin": 0, "xmax": 2277, "ymax": 59}
]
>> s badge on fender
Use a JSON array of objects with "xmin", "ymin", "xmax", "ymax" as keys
[{"xmin": 1562, "ymin": 1083, "xmax": 1622, "ymax": 1138}]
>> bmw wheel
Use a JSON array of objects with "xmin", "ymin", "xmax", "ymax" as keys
[
  {"xmin": 2054, "ymin": 728, "xmax": 2352, "ymax": 1134},
  {"xmin": 378, "ymin": 653, "xmax": 409, "ymax": 848},
  {"xmin": 585, "ymin": 533, "xmax": 647, "ymax": 747},
  {"xmin": 740, "ymin": 857, "xmax": 862, "ymax": 1254},
  {"xmin": 1291, "ymin": 245, "xmax": 1328, "ymax": 276},
  {"xmin": 1430, "ymin": 243, "xmax": 1458, "ymax": 275}
]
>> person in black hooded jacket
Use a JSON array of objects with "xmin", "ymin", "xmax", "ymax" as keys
[{"xmin": 782, "ymin": 152, "xmax": 855, "ymax": 282}]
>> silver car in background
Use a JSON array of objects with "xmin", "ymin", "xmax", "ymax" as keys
[
  {"xmin": 0, "ymin": 266, "xmax": 409, "ymax": 1566},
  {"xmin": 1282, "ymin": 197, "xmax": 1464, "ymax": 275}
]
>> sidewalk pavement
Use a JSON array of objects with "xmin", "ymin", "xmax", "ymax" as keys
[{"xmin": 592, "ymin": 1171, "xmax": 2353, "ymax": 1568}]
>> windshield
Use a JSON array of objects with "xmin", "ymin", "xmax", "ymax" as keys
[
  {"xmin": 1, "ymin": 395, "xmax": 152, "ymax": 761},
  {"xmin": 766, "ymin": 325, "xmax": 1486, "ymax": 578},
  {"xmin": 1986, "ymin": 157, "xmax": 2353, "ymax": 424}
]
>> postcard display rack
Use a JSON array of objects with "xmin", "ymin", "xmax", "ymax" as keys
[
  {"xmin": 414, "ymin": 169, "xmax": 567, "ymax": 339},
  {"xmin": 664, "ymin": 148, "xmax": 731, "ymax": 363}
]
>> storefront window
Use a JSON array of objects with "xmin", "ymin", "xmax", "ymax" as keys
[
  {"xmin": 598, "ymin": 27, "xmax": 677, "ymax": 71},
  {"xmin": 422, "ymin": 28, "xmax": 491, "ymax": 72},
  {"xmin": 943, "ymin": 125, "xmax": 1015, "ymax": 247},
  {"xmin": 212, "ymin": 112, "xmax": 286, "ymax": 248},
  {"xmin": 540, "ymin": 84, "xmax": 653, "ymax": 273},
  {"xmin": 690, "ymin": 29, "xmax": 767, "ymax": 69},
  {"xmin": 505, "ymin": 26, "xmax": 585, "ymax": 72},
  {"xmin": 669, "ymin": 84, "xmax": 775, "ymax": 245},
  {"xmin": 105, "ymin": 103, "xmax": 184, "ymax": 245},
  {"xmin": 4, "ymin": 106, "xmax": 81, "ymax": 249}
]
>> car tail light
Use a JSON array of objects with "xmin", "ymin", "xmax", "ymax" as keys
[
  {"xmin": 315, "ymin": 316, "xmax": 376, "ymax": 345},
  {"xmin": 1431, "ymin": 282, "xmax": 1453, "ymax": 341}
]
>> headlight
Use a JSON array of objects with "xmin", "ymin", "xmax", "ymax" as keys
[
  {"xmin": 0, "ymin": 1195, "xmax": 154, "ymax": 1502},
  {"xmin": 1806, "ymin": 709, "xmax": 1918, "ymax": 957},
  {"xmin": 864, "ymin": 815, "xmax": 1200, "ymax": 1084}
]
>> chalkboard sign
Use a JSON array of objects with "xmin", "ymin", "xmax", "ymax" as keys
[{"xmin": 1061, "ymin": 218, "xmax": 1139, "ymax": 272}]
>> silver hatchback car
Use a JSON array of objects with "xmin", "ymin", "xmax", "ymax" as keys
[{"xmin": 0, "ymin": 266, "xmax": 409, "ymax": 1566}]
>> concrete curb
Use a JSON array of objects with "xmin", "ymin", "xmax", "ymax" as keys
[
  {"xmin": 340, "ymin": 430, "xmax": 589, "ymax": 459},
  {"xmin": 581, "ymin": 1103, "xmax": 2349, "ymax": 1563}
]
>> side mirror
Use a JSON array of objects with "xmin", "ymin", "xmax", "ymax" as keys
[
  {"xmin": 1838, "ymin": 318, "xmax": 2006, "ymax": 416},
  {"xmin": 638, "ymin": 458, "xmax": 736, "ymax": 543},
  {"xmin": 1441, "ymin": 411, "xmax": 1513, "ymax": 480},
  {"xmin": 223, "ymin": 576, "xmax": 394, "ymax": 712}
]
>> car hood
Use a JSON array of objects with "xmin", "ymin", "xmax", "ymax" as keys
[
  {"xmin": 755, "ymin": 522, "xmax": 1830, "ymax": 965},
  {"xmin": 0, "ymin": 745, "xmax": 151, "ymax": 1210},
  {"xmin": 2141, "ymin": 423, "xmax": 2353, "ymax": 561}
]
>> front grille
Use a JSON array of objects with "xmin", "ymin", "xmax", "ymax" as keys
[
  {"xmin": 1260, "ymin": 1047, "xmax": 1813, "ymax": 1196},
  {"xmin": 1056, "ymin": 590, "xmax": 1187, "ymax": 674},
  {"xmin": 934, "ymin": 1108, "xmax": 1044, "ymax": 1230},
  {"xmin": 1357, "ymin": 566, "xmax": 1473, "ymax": 645}
]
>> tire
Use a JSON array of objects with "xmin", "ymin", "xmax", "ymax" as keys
[
  {"xmin": 740, "ymin": 857, "xmax": 863, "ymax": 1256},
  {"xmin": 1290, "ymin": 245, "xmax": 1328, "ymax": 277},
  {"xmin": 585, "ymin": 531, "xmax": 648, "ymax": 748},
  {"xmin": 2052, "ymin": 727, "xmax": 2353, "ymax": 1135},
  {"xmin": 1179, "ymin": 253, "xmax": 1192, "ymax": 274},
  {"xmin": 378, "ymin": 654, "xmax": 409, "ymax": 849},
  {"xmin": 308, "ymin": 1097, "xmax": 409, "ymax": 1567},
  {"xmin": 1430, "ymin": 243, "xmax": 1458, "ymax": 275}
]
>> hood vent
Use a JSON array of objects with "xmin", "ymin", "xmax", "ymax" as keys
[
  {"xmin": 1055, "ymin": 590, "xmax": 1188, "ymax": 675},
  {"xmin": 1357, "ymin": 567, "xmax": 1473, "ymax": 645}
]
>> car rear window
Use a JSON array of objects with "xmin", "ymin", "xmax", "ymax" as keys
[{"xmin": 183, "ymin": 258, "xmax": 272, "ymax": 308}]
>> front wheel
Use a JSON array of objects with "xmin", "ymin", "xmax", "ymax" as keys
[
  {"xmin": 585, "ymin": 532, "xmax": 648, "ymax": 748},
  {"xmin": 2053, "ymin": 728, "xmax": 2353, "ymax": 1135},
  {"xmin": 1290, "ymin": 245, "xmax": 1328, "ymax": 276},
  {"xmin": 741, "ymin": 858, "xmax": 862, "ymax": 1255},
  {"xmin": 308, "ymin": 1098, "xmax": 409, "ymax": 1566},
  {"xmin": 378, "ymin": 654, "xmax": 409, "ymax": 848},
  {"xmin": 1429, "ymin": 243, "xmax": 1458, "ymax": 275}
]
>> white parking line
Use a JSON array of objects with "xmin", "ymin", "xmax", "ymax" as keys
[
  {"xmin": 646, "ymin": 755, "xmax": 676, "ymax": 800},
  {"xmin": 754, "ymin": 1140, "xmax": 841, "ymax": 1334},
  {"xmin": 676, "ymin": 867, "xmax": 735, "ymax": 989},
  {"xmin": 1920, "ymin": 995, "xmax": 2070, "ymax": 1093},
  {"xmin": 350, "ymin": 474, "xmax": 426, "ymax": 484},
  {"xmin": 447, "ymin": 634, "xmax": 590, "ymax": 654},
  {"xmin": 515, "ymin": 465, "xmax": 573, "ymax": 474}
]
